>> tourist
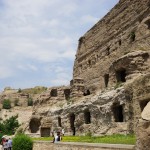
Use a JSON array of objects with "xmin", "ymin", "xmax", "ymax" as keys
[
  {"xmin": 3, "ymin": 139, "xmax": 8, "ymax": 150},
  {"xmin": 1, "ymin": 137, "xmax": 6, "ymax": 150},
  {"xmin": 52, "ymin": 132, "xmax": 62, "ymax": 143},
  {"xmin": 8, "ymin": 138, "xmax": 12, "ymax": 150}
]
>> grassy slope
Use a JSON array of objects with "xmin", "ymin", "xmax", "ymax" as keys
[{"xmin": 33, "ymin": 134, "xmax": 135, "ymax": 145}]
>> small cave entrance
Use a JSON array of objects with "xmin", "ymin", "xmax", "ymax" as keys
[
  {"xmin": 112, "ymin": 104, "xmax": 124, "ymax": 122},
  {"xmin": 104, "ymin": 74, "xmax": 109, "ymax": 88},
  {"xmin": 118, "ymin": 39, "xmax": 122, "ymax": 46},
  {"xmin": 41, "ymin": 127, "xmax": 50, "ymax": 137},
  {"xmin": 88, "ymin": 60, "xmax": 91, "ymax": 67},
  {"xmin": 58, "ymin": 117, "xmax": 62, "ymax": 127},
  {"xmin": 64, "ymin": 89, "xmax": 70, "ymax": 100},
  {"xmin": 83, "ymin": 89, "xmax": 90, "ymax": 96},
  {"xmin": 106, "ymin": 47, "xmax": 110, "ymax": 55},
  {"xmin": 50, "ymin": 89, "xmax": 57, "ymax": 97},
  {"xmin": 116, "ymin": 69, "xmax": 126, "ymax": 82},
  {"xmin": 145, "ymin": 19, "xmax": 150, "ymax": 29},
  {"xmin": 29, "ymin": 119, "xmax": 41, "ymax": 133},
  {"xmin": 140, "ymin": 100, "xmax": 150, "ymax": 112},
  {"xmin": 130, "ymin": 32, "xmax": 136, "ymax": 42},
  {"xmin": 70, "ymin": 113, "xmax": 75, "ymax": 135},
  {"xmin": 84, "ymin": 110, "xmax": 91, "ymax": 124},
  {"xmin": 78, "ymin": 37, "xmax": 84, "ymax": 49}
]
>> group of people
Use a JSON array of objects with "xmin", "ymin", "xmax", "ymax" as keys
[{"xmin": 1, "ymin": 137, "xmax": 12, "ymax": 150}]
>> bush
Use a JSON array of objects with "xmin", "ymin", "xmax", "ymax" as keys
[
  {"xmin": 18, "ymin": 88, "xmax": 22, "ymax": 93},
  {"xmin": 27, "ymin": 98, "xmax": 33, "ymax": 106},
  {"xmin": 13, "ymin": 134, "xmax": 33, "ymax": 150},
  {"xmin": 130, "ymin": 31, "xmax": 135, "ymax": 42},
  {"xmin": 3, "ymin": 99, "xmax": 11, "ymax": 109},
  {"xmin": 85, "ymin": 131, "xmax": 92, "ymax": 137},
  {"xmin": 0, "ymin": 115, "xmax": 20, "ymax": 135}
]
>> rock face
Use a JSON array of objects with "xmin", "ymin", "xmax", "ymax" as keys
[
  {"xmin": 25, "ymin": 0, "xmax": 150, "ymax": 138},
  {"xmin": 135, "ymin": 119, "xmax": 150, "ymax": 150},
  {"xmin": 73, "ymin": 0, "xmax": 150, "ymax": 93},
  {"xmin": 1, "ymin": 1, "xmax": 150, "ymax": 148}
]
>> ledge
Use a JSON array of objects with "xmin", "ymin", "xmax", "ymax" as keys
[{"xmin": 34, "ymin": 141, "xmax": 135, "ymax": 150}]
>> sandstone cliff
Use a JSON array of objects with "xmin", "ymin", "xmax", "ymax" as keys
[{"xmin": 1, "ymin": 1, "xmax": 150, "ymax": 145}]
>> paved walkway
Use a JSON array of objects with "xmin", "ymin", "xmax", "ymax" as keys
[{"xmin": 34, "ymin": 141, "xmax": 135, "ymax": 150}]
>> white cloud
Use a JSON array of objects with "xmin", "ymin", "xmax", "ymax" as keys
[
  {"xmin": 0, "ymin": 66, "xmax": 14, "ymax": 79},
  {"xmin": 0, "ymin": 0, "xmax": 119, "ymax": 89},
  {"xmin": 17, "ymin": 64, "xmax": 38, "ymax": 71}
]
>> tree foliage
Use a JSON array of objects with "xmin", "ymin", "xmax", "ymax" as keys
[
  {"xmin": 3, "ymin": 99, "xmax": 11, "ymax": 109},
  {"xmin": 0, "ymin": 115, "xmax": 20, "ymax": 135},
  {"xmin": 13, "ymin": 134, "xmax": 33, "ymax": 150},
  {"xmin": 28, "ymin": 98, "xmax": 33, "ymax": 106}
]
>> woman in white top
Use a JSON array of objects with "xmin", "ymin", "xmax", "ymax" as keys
[{"xmin": 53, "ymin": 132, "xmax": 62, "ymax": 143}]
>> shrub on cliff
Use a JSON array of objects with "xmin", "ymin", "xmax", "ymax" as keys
[
  {"xmin": 27, "ymin": 98, "xmax": 33, "ymax": 106},
  {"xmin": 0, "ymin": 115, "xmax": 20, "ymax": 135},
  {"xmin": 13, "ymin": 134, "xmax": 33, "ymax": 150},
  {"xmin": 3, "ymin": 99, "xmax": 11, "ymax": 109}
]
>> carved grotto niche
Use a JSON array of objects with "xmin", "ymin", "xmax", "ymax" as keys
[
  {"xmin": 84, "ymin": 109, "xmax": 91, "ymax": 124},
  {"xmin": 70, "ymin": 113, "xmax": 75, "ymax": 135},
  {"xmin": 112, "ymin": 103, "xmax": 124, "ymax": 122},
  {"xmin": 41, "ymin": 127, "xmax": 50, "ymax": 137},
  {"xmin": 83, "ymin": 89, "xmax": 90, "ymax": 96},
  {"xmin": 64, "ymin": 89, "xmax": 70, "ymax": 100},
  {"xmin": 104, "ymin": 74, "xmax": 109, "ymax": 88},
  {"xmin": 116, "ymin": 68, "xmax": 126, "ymax": 83},
  {"xmin": 29, "ymin": 118, "xmax": 41, "ymax": 133},
  {"xmin": 58, "ymin": 116, "xmax": 62, "ymax": 127},
  {"xmin": 50, "ymin": 89, "xmax": 57, "ymax": 97}
]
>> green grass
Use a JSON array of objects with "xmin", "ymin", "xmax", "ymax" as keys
[{"xmin": 32, "ymin": 134, "xmax": 135, "ymax": 145}]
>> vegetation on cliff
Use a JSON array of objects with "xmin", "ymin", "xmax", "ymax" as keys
[
  {"xmin": 0, "ymin": 115, "xmax": 20, "ymax": 139},
  {"xmin": 2, "ymin": 99, "xmax": 11, "ymax": 109}
]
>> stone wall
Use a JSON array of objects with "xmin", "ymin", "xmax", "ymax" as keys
[
  {"xmin": 8, "ymin": 0, "xmax": 149, "ymax": 142},
  {"xmin": 33, "ymin": 141, "xmax": 135, "ymax": 150},
  {"xmin": 73, "ymin": 0, "xmax": 150, "ymax": 93}
]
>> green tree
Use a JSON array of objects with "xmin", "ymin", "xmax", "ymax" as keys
[
  {"xmin": 18, "ymin": 88, "xmax": 22, "ymax": 93},
  {"xmin": 3, "ymin": 99, "xmax": 11, "ymax": 109},
  {"xmin": 0, "ymin": 115, "xmax": 20, "ymax": 135},
  {"xmin": 3, "ymin": 115, "xmax": 20, "ymax": 134},
  {"xmin": 13, "ymin": 134, "xmax": 33, "ymax": 150}
]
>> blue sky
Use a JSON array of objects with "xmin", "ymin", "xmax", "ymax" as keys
[{"xmin": 0, "ymin": 0, "xmax": 119, "ymax": 91}]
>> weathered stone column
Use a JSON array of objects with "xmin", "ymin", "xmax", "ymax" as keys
[{"xmin": 135, "ymin": 102, "xmax": 150, "ymax": 150}]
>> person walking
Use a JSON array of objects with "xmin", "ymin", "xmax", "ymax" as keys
[
  {"xmin": 53, "ymin": 132, "xmax": 62, "ymax": 143},
  {"xmin": 3, "ymin": 139, "xmax": 8, "ymax": 150},
  {"xmin": 7, "ymin": 138, "xmax": 12, "ymax": 150}
]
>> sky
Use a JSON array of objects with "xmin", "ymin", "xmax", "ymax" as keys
[{"xmin": 0, "ymin": 0, "xmax": 119, "ymax": 91}]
